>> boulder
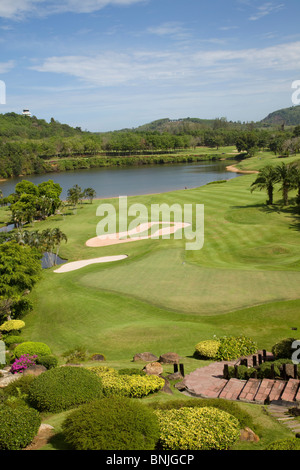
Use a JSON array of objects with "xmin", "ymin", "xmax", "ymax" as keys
[
  {"xmin": 23, "ymin": 364, "xmax": 47, "ymax": 377},
  {"xmin": 167, "ymin": 372, "xmax": 183, "ymax": 381},
  {"xmin": 143, "ymin": 362, "xmax": 163, "ymax": 376},
  {"xmin": 240, "ymin": 427, "xmax": 260, "ymax": 442},
  {"xmin": 133, "ymin": 352, "xmax": 159, "ymax": 362},
  {"xmin": 90, "ymin": 354, "xmax": 105, "ymax": 362},
  {"xmin": 159, "ymin": 352, "xmax": 180, "ymax": 364},
  {"xmin": 0, "ymin": 373, "xmax": 19, "ymax": 388}
]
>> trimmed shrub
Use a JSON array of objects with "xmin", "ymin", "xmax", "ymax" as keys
[
  {"xmin": 14, "ymin": 342, "xmax": 51, "ymax": 359},
  {"xmin": 265, "ymin": 438, "xmax": 300, "ymax": 450},
  {"xmin": 36, "ymin": 355, "xmax": 58, "ymax": 370},
  {"xmin": 271, "ymin": 338, "xmax": 297, "ymax": 360},
  {"xmin": 62, "ymin": 347, "xmax": 88, "ymax": 363},
  {"xmin": 28, "ymin": 366, "xmax": 103, "ymax": 412},
  {"xmin": 0, "ymin": 404, "xmax": 41, "ymax": 450},
  {"xmin": 88, "ymin": 366, "xmax": 164, "ymax": 398},
  {"xmin": 215, "ymin": 335, "xmax": 257, "ymax": 361},
  {"xmin": 62, "ymin": 397, "xmax": 160, "ymax": 450},
  {"xmin": 154, "ymin": 407, "xmax": 240, "ymax": 450},
  {"xmin": 194, "ymin": 340, "xmax": 221, "ymax": 359},
  {"xmin": 148, "ymin": 398, "xmax": 256, "ymax": 431},
  {"xmin": 0, "ymin": 320, "xmax": 25, "ymax": 334},
  {"xmin": 3, "ymin": 335, "xmax": 24, "ymax": 348}
]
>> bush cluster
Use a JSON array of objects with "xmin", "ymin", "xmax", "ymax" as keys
[
  {"xmin": 154, "ymin": 406, "xmax": 240, "ymax": 450},
  {"xmin": 28, "ymin": 366, "xmax": 103, "ymax": 412},
  {"xmin": 88, "ymin": 366, "xmax": 164, "ymax": 398},
  {"xmin": 194, "ymin": 336, "xmax": 257, "ymax": 362},
  {"xmin": 0, "ymin": 404, "xmax": 41, "ymax": 450},
  {"xmin": 62, "ymin": 397, "xmax": 160, "ymax": 450}
]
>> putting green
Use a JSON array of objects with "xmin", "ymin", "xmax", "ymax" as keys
[{"xmin": 78, "ymin": 247, "xmax": 300, "ymax": 315}]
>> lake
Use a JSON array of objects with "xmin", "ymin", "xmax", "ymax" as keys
[{"xmin": 0, "ymin": 160, "xmax": 240, "ymax": 200}]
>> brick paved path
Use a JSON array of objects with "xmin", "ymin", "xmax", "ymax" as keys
[{"xmin": 181, "ymin": 352, "xmax": 300, "ymax": 406}]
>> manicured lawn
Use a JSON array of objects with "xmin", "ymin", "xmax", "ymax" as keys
[{"xmin": 21, "ymin": 169, "xmax": 300, "ymax": 360}]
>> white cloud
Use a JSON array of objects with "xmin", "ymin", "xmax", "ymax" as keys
[
  {"xmin": 0, "ymin": 60, "xmax": 15, "ymax": 74},
  {"xmin": 147, "ymin": 22, "xmax": 191, "ymax": 40},
  {"xmin": 249, "ymin": 2, "xmax": 285, "ymax": 21},
  {"xmin": 0, "ymin": 0, "xmax": 43, "ymax": 20},
  {"xmin": 31, "ymin": 41, "xmax": 300, "ymax": 89},
  {"xmin": 0, "ymin": 0, "xmax": 145, "ymax": 19}
]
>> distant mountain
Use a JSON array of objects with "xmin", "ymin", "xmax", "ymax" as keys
[{"xmin": 260, "ymin": 105, "xmax": 300, "ymax": 126}]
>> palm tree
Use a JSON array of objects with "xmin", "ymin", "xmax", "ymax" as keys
[
  {"xmin": 289, "ymin": 163, "xmax": 300, "ymax": 205},
  {"xmin": 83, "ymin": 188, "xmax": 97, "ymax": 204},
  {"xmin": 251, "ymin": 165, "xmax": 278, "ymax": 205},
  {"xmin": 52, "ymin": 228, "xmax": 67, "ymax": 265},
  {"xmin": 275, "ymin": 162, "xmax": 295, "ymax": 206}
]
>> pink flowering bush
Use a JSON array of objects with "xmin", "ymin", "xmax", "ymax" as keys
[{"xmin": 10, "ymin": 354, "xmax": 38, "ymax": 374}]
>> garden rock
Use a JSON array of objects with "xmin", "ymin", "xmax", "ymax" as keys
[
  {"xmin": 159, "ymin": 352, "xmax": 180, "ymax": 364},
  {"xmin": 240, "ymin": 427, "xmax": 260, "ymax": 442},
  {"xmin": 23, "ymin": 364, "xmax": 47, "ymax": 376},
  {"xmin": 0, "ymin": 373, "xmax": 19, "ymax": 388},
  {"xmin": 90, "ymin": 354, "xmax": 105, "ymax": 362},
  {"xmin": 133, "ymin": 352, "xmax": 158, "ymax": 362},
  {"xmin": 143, "ymin": 362, "xmax": 163, "ymax": 376}
]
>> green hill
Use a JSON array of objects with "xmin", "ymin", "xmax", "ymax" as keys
[
  {"xmin": 261, "ymin": 105, "xmax": 300, "ymax": 126},
  {"xmin": 0, "ymin": 112, "xmax": 85, "ymax": 139}
]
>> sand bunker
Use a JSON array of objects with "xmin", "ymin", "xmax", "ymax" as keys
[
  {"xmin": 86, "ymin": 221, "xmax": 191, "ymax": 247},
  {"xmin": 54, "ymin": 255, "xmax": 128, "ymax": 273}
]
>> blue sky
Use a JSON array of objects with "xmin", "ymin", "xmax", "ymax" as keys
[{"xmin": 0, "ymin": 0, "xmax": 300, "ymax": 131}]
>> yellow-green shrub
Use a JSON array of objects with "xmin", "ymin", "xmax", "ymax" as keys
[
  {"xmin": 194, "ymin": 340, "xmax": 221, "ymax": 359},
  {"xmin": 154, "ymin": 407, "xmax": 240, "ymax": 450},
  {"xmin": 88, "ymin": 366, "xmax": 164, "ymax": 398},
  {"xmin": 0, "ymin": 320, "xmax": 25, "ymax": 333}
]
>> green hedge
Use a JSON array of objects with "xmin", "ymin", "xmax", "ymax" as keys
[
  {"xmin": 62, "ymin": 397, "xmax": 160, "ymax": 450},
  {"xmin": 0, "ymin": 404, "xmax": 41, "ymax": 450},
  {"xmin": 28, "ymin": 366, "xmax": 103, "ymax": 412},
  {"xmin": 154, "ymin": 407, "xmax": 240, "ymax": 450}
]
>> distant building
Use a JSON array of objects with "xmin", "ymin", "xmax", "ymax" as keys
[{"xmin": 22, "ymin": 109, "xmax": 31, "ymax": 116}]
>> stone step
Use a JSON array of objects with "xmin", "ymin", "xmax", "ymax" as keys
[
  {"xmin": 239, "ymin": 379, "xmax": 261, "ymax": 403},
  {"xmin": 268, "ymin": 380, "xmax": 287, "ymax": 403},
  {"xmin": 255, "ymin": 379, "xmax": 276, "ymax": 404},
  {"xmin": 281, "ymin": 379, "xmax": 300, "ymax": 404},
  {"xmin": 218, "ymin": 378, "xmax": 247, "ymax": 401},
  {"xmin": 198, "ymin": 378, "xmax": 228, "ymax": 398}
]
